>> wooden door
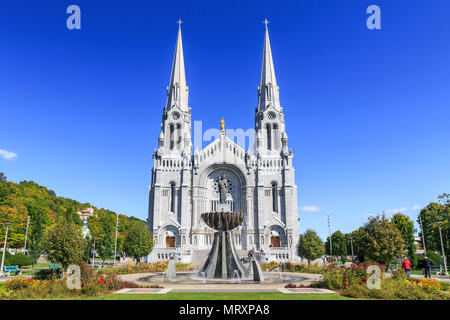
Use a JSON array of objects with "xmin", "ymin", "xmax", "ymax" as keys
[
  {"xmin": 271, "ymin": 236, "xmax": 280, "ymax": 248},
  {"xmin": 166, "ymin": 236, "xmax": 175, "ymax": 248}
]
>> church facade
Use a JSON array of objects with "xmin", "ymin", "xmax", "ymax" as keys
[{"xmin": 147, "ymin": 23, "xmax": 300, "ymax": 263}]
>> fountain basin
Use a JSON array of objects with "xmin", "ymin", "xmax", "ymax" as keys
[{"xmin": 201, "ymin": 211, "xmax": 245, "ymax": 231}]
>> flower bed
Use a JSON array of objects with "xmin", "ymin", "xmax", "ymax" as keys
[
  {"xmin": 313, "ymin": 262, "xmax": 449, "ymax": 300},
  {"xmin": 4, "ymin": 263, "xmax": 162, "ymax": 299},
  {"xmin": 260, "ymin": 261, "xmax": 325, "ymax": 274},
  {"xmin": 99, "ymin": 261, "xmax": 193, "ymax": 275}
]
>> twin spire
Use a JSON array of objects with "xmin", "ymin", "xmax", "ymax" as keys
[
  {"xmin": 165, "ymin": 19, "xmax": 280, "ymax": 113},
  {"xmin": 166, "ymin": 19, "xmax": 188, "ymax": 112},
  {"xmin": 258, "ymin": 19, "xmax": 281, "ymax": 112}
]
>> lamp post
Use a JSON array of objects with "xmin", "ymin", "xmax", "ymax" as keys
[
  {"xmin": 436, "ymin": 222, "xmax": 448, "ymax": 276},
  {"xmin": 1, "ymin": 222, "xmax": 11, "ymax": 277},
  {"xmin": 91, "ymin": 238, "xmax": 96, "ymax": 268},
  {"xmin": 114, "ymin": 213, "xmax": 119, "ymax": 265},
  {"xmin": 350, "ymin": 236, "xmax": 355, "ymax": 263},
  {"xmin": 327, "ymin": 214, "xmax": 332, "ymax": 257},
  {"xmin": 419, "ymin": 215, "xmax": 427, "ymax": 255},
  {"xmin": 24, "ymin": 216, "xmax": 30, "ymax": 252}
]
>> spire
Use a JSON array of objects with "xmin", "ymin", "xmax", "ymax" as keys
[
  {"xmin": 258, "ymin": 19, "xmax": 281, "ymax": 111},
  {"xmin": 166, "ymin": 20, "xmax": 188, "ymax": 112}
]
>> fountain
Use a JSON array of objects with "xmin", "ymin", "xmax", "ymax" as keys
[
  {"xmin": 163, "ymin": 253, "xmax": 177, "ymax": 280},
  {"xmin": 198, "ymin": 173, "xmax": 247, "ymax": 280}
]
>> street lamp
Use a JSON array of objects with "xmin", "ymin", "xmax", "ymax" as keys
[
  {"xmin": 114, "ymin": 213, "xmax": 119, "ymax": 265},
  {"xmin": 91, "ymin": 237, "xmax": 96, "ymax": 268},
  {"xmin": 24, "ymin": 216, "xmax": 30, "ymax": 252},
  {"xmin": 418, "ymin": 215, "xmax": 427, "ymax": 255},
  {"xmin": 350, "ymin": 236, "xmax": 355, "ymax": 263},
  {"xmin": 0, "ymin": 222, "xmax": 11, "ymax": 277},
  {"xmin": 436, "ymin": 222, "xmax": 448, "ymax": 276},
  {"xmin": 327, "ymin": 214, "xmax": 332, "ymax": 257}
]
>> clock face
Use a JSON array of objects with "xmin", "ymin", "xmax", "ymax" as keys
[
  {"xmin": 267, "ymin": 111, "xmax": 276, "ymax": 120},
  {"xmin": 172, "ymin": 112, "xmax": 180, "ymax": 120}
]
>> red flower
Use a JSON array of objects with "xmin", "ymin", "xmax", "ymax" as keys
[{"xmin": 344, "ymin": 275, "xmax": 349, "ymax": 279}]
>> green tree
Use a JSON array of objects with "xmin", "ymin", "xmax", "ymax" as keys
[
  {"xmin": 28, "ymin": 209, "xmax": 45, "ymax": 268},
  {"xmin": 43, "ymin": 218, "xmax": 86, "ymax": 270},
  {"xmin": 418, "ymin": 196, "xmax": 449, "ymax": 263},
  {"xmin": 297, "ymin": 229, "xmax": 325, "ymax": 264},
  {"xmin": 358, "ymin": 215, "xmax": 406, "ymax": 265},
  {"xmin": 123, "ymin": 224, "xmax": 153, "ymax": 263},
  {"xmin": 391, "ymin": 213, "xmax": 417, "ymax": 267},
  {"xmin": 8, "ymin": 252, "xmax": 31, "ymax": 267},
  {"xmin": 325, "ymin": 230, "xmax": 348, "ymax": 260}
]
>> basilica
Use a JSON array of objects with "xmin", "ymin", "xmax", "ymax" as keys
[{"xmin": 147, "ymin": 22, "xmax": 300, "ymax": 263}]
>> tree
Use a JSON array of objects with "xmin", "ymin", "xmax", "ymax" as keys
[
  {"xmin": 391, "ymin": 213, "xmax": 417, "ymax": 267},
  {"xmin": 97, "ymin": 235, "xmax": 114, "ymax": 264},
  {"xmin": 123, "ymin": 224, "xmax": 153, "ymax": 263},
  {"xmin": 28, "ymin": 209, "xmax": 45, "ymax": 268},
  {"xmin": 418, "ymin": 196, "xmax": 449, "ymax": 263},
  {"xmin": 43, "ymin": 218, "xmax": 86, "ymax": 269},
  {"xmin": 297, "ymin": 229, "xmax": 325, "ymax": 264},
  {"xmin": 357, "ymin": 215, "xmax": 406, "ymax": 265},
  {"xmin": 325, "ymin": 230, "xmax": 348, "ymax": 260}
]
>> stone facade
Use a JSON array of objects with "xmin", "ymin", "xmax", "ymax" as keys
[{"xmin": 147, "ymin": 24, "xmax": 299, "ymax": 263}]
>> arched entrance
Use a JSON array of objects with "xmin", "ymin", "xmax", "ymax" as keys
[
  {"xmin": 270, "ymin": 227, "xmax": 281, "ymax": 248},
  {"xmin": 165, "ymin": 228, "xmax": 176, "ymax": 248}
]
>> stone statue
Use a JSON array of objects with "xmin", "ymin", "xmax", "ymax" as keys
[{"xmin": 217, "ymin": 174, "xmax": 228, "ymax": 204}]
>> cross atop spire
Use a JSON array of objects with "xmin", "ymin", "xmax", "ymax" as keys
[
  {"xmin": 165, "ymin": 23, "xmax": 188, "ymax": 112},
  {"xmin": 263, "ymin": 18, "xmax": 269, "ymax": 29},
  {"xmin": 257, "ymin": 21, "xmax": 281, "ymax": 111}
]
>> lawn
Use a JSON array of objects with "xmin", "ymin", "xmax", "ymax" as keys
[{"xmin": 62, "ymin": 292, "xmax": 354, "ymax": 300}]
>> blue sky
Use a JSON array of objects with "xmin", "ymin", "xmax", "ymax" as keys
[{"xmin": 1, "ymin": 1, "xmax": 449, "ymax": 241}]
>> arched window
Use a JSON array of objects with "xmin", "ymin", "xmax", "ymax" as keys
[
  {"xmin": 169, "ymin": 124, "xmax": 175, "ymax": 150},
  {"xmin": 266, "ymin": 124, "xmax": 272, "ymax": 150},
  {"xmin": 272, "ymin": 182, "xmax": 278, "ymax": 213},
  {"xmin": 272, "ymin": 124, "xmax": 279, "ymax": 150},
  {"xmin": 170, "ymin": 182, "xmax": 176, "ymax": 213}
]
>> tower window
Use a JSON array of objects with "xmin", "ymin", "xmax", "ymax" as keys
[
  {"xmin": 170, "ymin": 182, "xmax": 176, "ymax": 213},
  {"xmin": 266, "ymin": 124, "xmax": 272, "ymax": 150},
  {"xmin": 169, "ymin": 124, "xmax": 175, "ymax": 150},
  {"xmin": 272, "ymin": 182, "xmax": 278, "ymax": 213}
]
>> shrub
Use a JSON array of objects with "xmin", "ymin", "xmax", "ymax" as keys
[
  {"xmin": 417, "ymin": 279, "xmax": 443, "ymax": 292},
  {"xmin": 8, "ymin": 253, "xmax": 31, "ymax": 267},
  {"xmin": 5, "ymin": 277, "xmax": 31, "ymax": 291},
  {"xmin": 340, "ymin": 278, "xmax": 450, "ymax": 300},
  {"xmin": 34, "ymin": 269, "xmax": 61, "ymax": 281},
  {"xmin": 391, "ymin": 269, "xmax": 407, "ymax": 280},
  {"xmin": 99, "ymin": 262, "xmax": 193, "ymax": 275}
]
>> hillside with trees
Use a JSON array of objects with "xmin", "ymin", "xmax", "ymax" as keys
[{"xmin": 0, "ymin": 172, "xmax": 147, "ymax": 252}]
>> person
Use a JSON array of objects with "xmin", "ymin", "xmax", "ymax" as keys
[
  {"xmin": 402, "ymin": 257, "xmax": 412, "ymax": 277},
  {"xmin": 424, "ymin": 256, "xmax": 431, "ymax": 278}
]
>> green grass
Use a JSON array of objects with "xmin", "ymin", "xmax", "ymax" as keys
[
  {"xmin": 22, "ymin": 263, "xmax": 51, "ymax": 269},
  {"xmin": 55, "ymin": 292, "xmax": 354, "ymax": 300}
]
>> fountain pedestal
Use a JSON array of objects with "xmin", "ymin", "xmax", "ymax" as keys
[
  {"xmin": 199, "ymin": 211, "xmax": 246, "ymax": 280},
  {"xmin": 200, "ymin": 231, "xmax": 245, "ymax": 279}
]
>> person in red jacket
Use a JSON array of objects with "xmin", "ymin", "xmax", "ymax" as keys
[{"xmin": 402, "ymin": 257, "xmax": 412, "ymax": 277}]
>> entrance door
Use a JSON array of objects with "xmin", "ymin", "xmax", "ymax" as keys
[
  {"xmin": 166, "ymin": 236, "xmax": 175, "ymax": 248},
  {"xmin": 271, "ymin": 236, "xmax": 280, "ymax": 248}
]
